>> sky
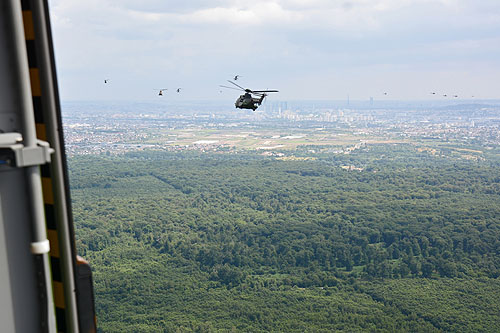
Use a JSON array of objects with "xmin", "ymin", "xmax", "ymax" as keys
[{"xmin": 48, "ymin": 0, "xmax": 500, "ymax": 101}]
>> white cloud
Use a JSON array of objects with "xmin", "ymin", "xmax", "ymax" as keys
[
  {"xmin": 186, "ymin": 3, "xmax": 302, "ymax": 25},
  {"xmin": 47, "ymin": 0, "xmax": 500, "ymax": 100}
]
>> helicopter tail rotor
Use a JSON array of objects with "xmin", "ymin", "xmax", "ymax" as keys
[{"xmin": 257, "ymin": 93, "xmax": 268, "ymax": 105}]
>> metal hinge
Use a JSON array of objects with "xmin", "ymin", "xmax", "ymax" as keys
[{"xmin": 0, "ymin": 132, "xmax": 54, "ymax": 168}]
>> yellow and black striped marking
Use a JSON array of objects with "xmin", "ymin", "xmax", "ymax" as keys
[{"xmin": 22, "ymin": 0, "xmax": 67, "ymax": 331}]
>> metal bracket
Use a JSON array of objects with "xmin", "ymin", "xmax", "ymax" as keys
[{"xmin": 0, "ymin": 132, "xmax": 54, "ymax": 167}]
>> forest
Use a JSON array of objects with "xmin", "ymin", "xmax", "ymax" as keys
[{"xmin": 69, "ymin": 143, "xmax": 500, "ymax": 332}]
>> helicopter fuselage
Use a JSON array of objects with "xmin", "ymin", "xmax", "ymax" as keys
[
  {"xmin": 235, "ymin": 93, "xmax": 264, "ymax": 111},
  {"xmin": 221, "ymin": 80, "xmax": 276, "ymax": 111}
]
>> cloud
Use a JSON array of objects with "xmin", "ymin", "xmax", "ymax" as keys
[
  {"xmin": 47, "ymin": 0, "xmax": 500, "ymax": 100},
  {"xmin": 49, "ymin": 0, "xmax": 500, "ymax": 36},
  {"xmin": 187, "ymin": 3, "xmax": 301, "ymax": 25}
]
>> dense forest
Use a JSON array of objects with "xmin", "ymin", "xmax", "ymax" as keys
[{"xmin": 69, "ymin": 144, "xmax": 500, "ymax": 332}]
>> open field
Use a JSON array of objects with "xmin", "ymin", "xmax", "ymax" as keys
[{"xmin": 142, "ymin": 127, "xmax": 392, "ymax": 151}]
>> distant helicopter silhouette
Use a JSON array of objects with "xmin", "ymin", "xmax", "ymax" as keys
[
  {"xmin": 176, "ymin": 88, "xmax": 182, "ymax": 93},
  {"xmin": 104, "ymin": 79, "xmax": 110, "ymax": 84},
  {"xmin": 220, "ymin": 80, "xmax": 278, "ymax": 111},
  {"xmin": 154, "ymin": 89, "xmax": 168, "ymax": 96}
]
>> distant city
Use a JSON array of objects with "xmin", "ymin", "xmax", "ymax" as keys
[{"xmin": 62, "ymin": 100, "xmax": 500, "ymax": 157}]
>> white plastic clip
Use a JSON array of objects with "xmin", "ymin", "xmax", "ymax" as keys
[{"xmin": 31, "ymin": 239, "xmax": 50, "ymax": 254}]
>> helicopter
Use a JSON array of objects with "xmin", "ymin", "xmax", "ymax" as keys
[
  {"xmin": 154, "ymin": 89, "xmax": 168, "ymax": 96},
  {"xmin": 220, "ymin": 80, "xmax": 278, "ymax": 111}
]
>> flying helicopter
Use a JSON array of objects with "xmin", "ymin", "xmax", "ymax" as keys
[
  {"xmin": 220, "ymin": 80, "xmax": 278, "ymax": 111},
  {"xmin": 154, "ymin": 89, "xmax": 168, "ymax": 96}
]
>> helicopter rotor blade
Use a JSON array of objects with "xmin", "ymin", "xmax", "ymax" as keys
[
  {"xmin": 252, "ymin": 90, "xmax": 279, "ymax": 93},
  {"xmin": 227, "ymin": 80, "xmax": 247, "ymax": 91},
  {"xmin": 219, "ymin": 85, "xmax": 244, "ymax": 91}
]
